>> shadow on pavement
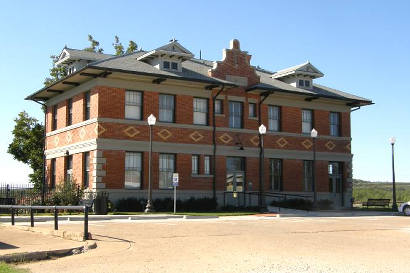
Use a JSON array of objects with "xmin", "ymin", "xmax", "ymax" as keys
[{"xmin": 0, "ymin": 242, "xmax": 18, "ymax": 250}]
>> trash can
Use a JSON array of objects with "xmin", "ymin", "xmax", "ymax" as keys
[{"xmin": 94, "ymin": 192, "xmax": 109, "ymax": 215}]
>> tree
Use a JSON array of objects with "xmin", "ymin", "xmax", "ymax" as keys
[
  {"xmin": 126, "ymin": 40, "xmax": 139, "ymax": 54},
  {"xmin": 8, "ymin": 111, "xmax": 44, "ymax": 190},
  {"xmin": 84, "ymin": 34, "xmax": 104, "ymax": 53},
  {"xmin": 43, "ymin": 55, "xmax": 68, "ymax": 86},
  {"xmin": 113, "ymin": 35, "xmax": 124, "ymax": 55}
]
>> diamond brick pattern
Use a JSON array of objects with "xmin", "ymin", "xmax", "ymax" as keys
[
  {"xmin": 301, "ymin": 139, "xmax": 313, "ymax": 149},
  {"xmin": 325, "ymin": 141, "xmax": 336, "ymax": 151},
  {"xmin": 54, "ymin": 136, "xmax": 59, "ymax": 147},
  {"xmin": 79, "ymin": 127, "xmax": 87, "ymax": 140},
  {"xmin": 94, "ymin": 124, "xmax": 107, "ymax": 136},
  {"xmin": 345, "ymin": 143, "xmax": 351, "ymax": 151},
  {"xmin": 250, "ymin": 135, "xmax": 259, "ymax": 146},
  {"xmin": 123, "ymin": 126, "xmax": 140, "ymax": 138},
  {"xmin": 219, "ymin": 133, "xmax": 233, "ymax": 144},
  {"xmin": 190, "ymin": 131, "xmax": 204, "ymax": 142},
  {"xmin": 157, "ymin": 129, "xmax": 172, "ymax": 140},
  {"xmin": 276, "ymin": 137, "xmax": 288, "ymax": 148},
  {"xmin": 65, "ymin": 131, "xmax": 73, "ymax": 144}
]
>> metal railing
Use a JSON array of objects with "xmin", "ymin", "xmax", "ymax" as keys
[{"xmin": 0, "ymin": 205, "xmax": 90, "ymax": 240}]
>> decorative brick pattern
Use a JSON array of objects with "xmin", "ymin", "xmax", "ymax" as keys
[
  {"xmin": 189, "ymin": 131, "xmax": 204, "ymax": 142},
  {"xmin": 301, "ymin": 139, "xmax": 313, "ymax": 150},
  {"xmin": 219, "ymin": 133, "xmax": 233, "ymax": 144},
  {"xmin": 325, "ymin": 141, "xmax": 336, "ymax": 151},
  {"xmin": 276, "ymin": 137, "xmax": 288, "ymax": 148},
  {"xmin": 157, "ymin": 129, "xmax": 172, "ymax": 140},
  {"xmin": 123, "ymin": 126, "xmax": 140, "ymax": 138},
  {"xmin": 250, "ymin": 135, "xmax": 259, "ymax": 146},
  {"xmin": 94, "ymin": 123, "xmax": 107, "ymax": 136}
]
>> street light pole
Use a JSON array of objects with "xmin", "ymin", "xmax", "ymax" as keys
[
  {"xmin": 390, "ymin": 137, "xmax": 398, "ymax": 211},
  {"xmin": 145, "ymin": 114, "xmax": 156, "ymax": 213},
  {"xmin": 258, "ymin": 124, "xmax": 267, "ymax": 212},
  {"xmin": 311, "ymin": 128, "xmax": 318, "ymax": 208}
]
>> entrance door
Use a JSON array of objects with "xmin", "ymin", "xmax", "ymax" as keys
[
  {"xmin": 328, "ymin": 162, "xmax": 343, "ymax": 206},
  {"xmin": 226, "ymin": 157, "xmax": 245, "ymax": 192}
]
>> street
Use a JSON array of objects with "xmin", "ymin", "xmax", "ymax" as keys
[{"xmin": 16, "ymin": 215, "xmax": 410, "ymax": 273}]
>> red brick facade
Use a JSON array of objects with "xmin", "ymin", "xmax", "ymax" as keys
[{"xmin": 43, "ymin": 39, "xmax": 355, "ymax": 208}]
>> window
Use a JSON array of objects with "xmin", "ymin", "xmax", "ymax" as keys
[
  {"xmin": 204, "ymin": 156, "xmax": 211, "ymax": 175},
  {"xmin": 330, "ymin": 112, "xmax": 340, "ymax": 136},
  {"xmin": 84, "ymin": 91, "xmax": 91, "ymax": 120},
  {"xmin": 303, "ymin": 160, "xmax": 313, "ymax": 191},
  {"xmin": 304, "ymin": 80, "xmax": 311, "ymax": 88},
  {"xmin": 163, "ymin": 61, "xmax": 170, "ymax": 69},
  {"xmin": 270, "ymin": 159, "xmax": 282, "ymax": 191},
  {"xmin": 171, "ymin": 62, "xmax": 178, "ymax": 70},
  {"xmin": 268, "ymin": 106, "xmax": 280, "ymax": 131},
  {"xmin": 248, "ymin": 103, "xmax": 256, "ymax": 118},
  {"xmin": 52, "ymin": 105, "xmax": 57, "ymax": 130},
  {"xmin": 298, "ymin": 79, "xmax": 304, "ymax": 87},
  {"xmin": 328, "ymin": 162, "xmax": 343, "ymax": 193},
  {"xmin": 192, "ymin": 155, "xmax": 199, "ymax": 175},
  {"xmin": 214, "ymin": 99, "xmax": 223, "ymax": 114},
  {"xmin": 193, "ymin": 98, "xmax": 208, "ymax": 125},
  {"xmin": 229, "ymin": 101, "xmax": 243, "ymax": 128},
  {"xmin": 159, "ymin": 154, "xmax": 175, "ymax": 189},
  {"xmin": 83, "ymin": 152, "xmax": 90, "ymax": 189},
  {"xmin": 125, "ymin": 91, "xmax": 142, "ymax": 120},
  {"xmin": 125, "ymin": 152, "xmax": 142, "ymax": 189},
  {"xmin": 302, "ymin": 109, "xmax": 313, "ymax": 134},
  {"xmin": 159, "ymin": 94, "xmax": 175, "ymax": 122},
  {"xmin": 66, "ymin": 155, "xmax": 73, "ymax": 182},
  {"xmin": 50, "ymin": 158, "xmax": 56, "ymax": 189},
  {"xmin": 67, "ymin": 98, "xmax": 73, "ymax": 126}
]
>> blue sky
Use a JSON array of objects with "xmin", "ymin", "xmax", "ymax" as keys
[{"xmin": 0, "ymin": 0, "xmax": 409, "ymax": 184}]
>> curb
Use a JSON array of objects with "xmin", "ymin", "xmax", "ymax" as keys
[
  {"xmin": 182, "ymin": 215, "xmax": 219, "ymax": 219},
  {"xmin": 0, "ymin": 241, "xmax": 96, "ymax": 263}
]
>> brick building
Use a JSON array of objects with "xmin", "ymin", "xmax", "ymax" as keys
[{"xmin": 26, "ymin": 39, "xmax": 372, "ymax": 208}]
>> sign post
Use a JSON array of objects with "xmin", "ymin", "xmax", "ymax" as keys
[{"xmin": 172, "ymin": 173, "xmax": 179, "ymax": 214}]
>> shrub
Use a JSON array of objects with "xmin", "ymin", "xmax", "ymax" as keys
[
  {"xmin": 115, "ymin": 198, "xmax": 146, "ymax": 212},
  {"xmin": 270, "ymin": 198, "xmax": 313, "ymax": 210},
  {"xmin": 114, "ymin": 197, "xmax": 217, "ymax": 212},
  {"xmin": 317, "ymin": 199, "xmax": 333, "ymax": 210},
  {"xmin": 46, "ymin": 178, "xmax": 83, "ymax": 206}
]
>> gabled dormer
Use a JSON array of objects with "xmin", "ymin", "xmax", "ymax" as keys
[
  {"xmin": 136, "ymin": 39, "xmax": 194, "ymax": 72},
  {"xmin": 55, "ymin": 47, "xmax": 112, "ymax": 75},
  {"xmin": 272, "ymin": 61, "xmax": 324, "ymax": 90}
]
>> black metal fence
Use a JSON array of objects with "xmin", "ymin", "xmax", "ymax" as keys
[{"xmin": 0, "ymin": 183, "xmax": 81, "ymax": 207}]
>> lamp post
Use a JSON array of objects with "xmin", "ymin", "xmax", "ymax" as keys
[
  {"xmin": 310, "ymin": 128, "xmax": 318, "ymax": 208},
  {"xmin": 258, "ymin": 124, "xmax": 267, "ymax": 212},
  {"xmin": 145, "ymin": 114, "xmax": 156, "ymax": 213},
  {"xmin": 389, "ymin": 137, "xmax": 398, "ymax": 211}
]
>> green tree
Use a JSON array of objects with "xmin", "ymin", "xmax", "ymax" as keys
[
  {"xmin": 84, "ymin": 34, "xmax": 104, "ymax": 53},
  {"xmin": 126, "ymin": 40, "xmax": 138, "ymax": 54},
  {"xmin": 43, "ymin": 55, "xmax": 68, "ymax": 86},
  {"xmin": 8, "ymin": 111, "xmax": 44, "ymax": 190},
  {"xmin": 113, "ymin": 35, "xmax": 125, "ymax": 55}
]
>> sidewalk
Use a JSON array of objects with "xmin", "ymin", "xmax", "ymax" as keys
[{"xmin": 0, "ymin": 225, "xmax": 89, "ymax": 262}]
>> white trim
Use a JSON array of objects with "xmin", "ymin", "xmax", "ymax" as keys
[{"xmin": 46, "ymin": 118, "xmax": 98, "ymax": 136}]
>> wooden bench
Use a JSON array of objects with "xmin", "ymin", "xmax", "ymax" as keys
[{"xmin": 362, "ymin": 199, "xmax": 390, "ymax": 208}]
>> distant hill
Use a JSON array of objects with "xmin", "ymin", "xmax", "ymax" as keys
[{"xmin": 352, "ymin": 179, "xmax": 410, "ymax": 202}]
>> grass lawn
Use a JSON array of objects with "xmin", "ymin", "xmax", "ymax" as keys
[{"xmin": 0, "ymin": 263, "xmax": 28, "ymax": 273}]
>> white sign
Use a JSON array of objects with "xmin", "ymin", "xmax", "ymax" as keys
[{"xmin": 172, "ymin": 173, "xmax": 179, "ymax": 187}]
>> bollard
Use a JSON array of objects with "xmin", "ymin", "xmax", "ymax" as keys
[
  {"xmin": 54, "ymin": 206, "xmax": 58, "ymax": 230},
  {"xmin": 30, "ymin": 207, "xmax": 34, "ymax": 227},
  {"xmin": 11, "ymin": 208, "xmax": 15, "ymax": 226},
  {"xmin": 83, "ymin": 206, "xmax": 89, "ymax": 241}
]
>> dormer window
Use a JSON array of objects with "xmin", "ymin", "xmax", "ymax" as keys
[
  {"xmin": 298, "ymin": 79, "xmax": 311, "ymax": 89},
  {"xmin": 304, "ymin": 80, "xmax": 310, "ymax": 88},
  {"xmin": 298, "ymin": 79, "xmax": 304, "ymax": 87},
  {"xmin": 171, "ymin": 62, "xmax": 178, "ymax": 70},
  {"xmin": 163, "ymin": 61, "xmax": 170, "ymax": 69}
]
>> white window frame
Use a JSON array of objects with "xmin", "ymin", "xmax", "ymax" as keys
[
  {"xmin": 159, "ymin": 94, "xmax": 175, "ymax": 122},
  {"xmin": 193, "ymin": 98, "xmax": 208, "ymax": 125},
  {"xmin": 125, "ymin": 152, "xmax": 142, "ymax": 189},
  {"xmin": 248, "ymin": 103, "xmax": 256, "ymax": 118},
  {"xmin": 204, "ymin": 156, "xmax": 211, "ymax": 175},
  {"xmin": 330, "ymin": 112, "xmax": 340, "ymax": 136},
  {"xmin": 192, "ymin": 155, "xmax": 199, "ymax": 175},
  {"xmin": 268, "ymin": 105, "xmax": 280, "ymax": 131},
  {"xmin": 214, "ymin": 99, "xmax": 223, "ymax": 114},
  {"xmin": 125, "ymin": 90, "xmax": 142, "ymax": 120},
  {"xmin": 302, "ymin": 109, "xmax": 313, "ymax": 134},
  {"xmin": 159, "ymin": 154, "xmax": 175, "ymax": 189}
]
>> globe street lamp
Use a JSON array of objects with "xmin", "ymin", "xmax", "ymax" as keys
[
  {"xmin": 311, "ymin": 128, "xmax": 318, "ymax": 208},
  {"xmin": 389, "ymin": 137, "xmax": 398, "ymax": 211},
  {"xmin": 258, "ymin": 124, "xmax": 267, "ymax": 212},
  {"xmin": 145, "ymin": 114, "xmax": 156, "ymax": 213}
]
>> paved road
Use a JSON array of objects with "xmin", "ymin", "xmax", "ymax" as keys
[{"xmin": 19, "ymin": 215, "xmax": 410, "ymax": 273}]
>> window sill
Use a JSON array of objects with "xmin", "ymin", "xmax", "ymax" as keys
[
  {"xmin": 248, "ymin": 117, "xmax": 258, "ymax": 120},
  {"xmin": 215, "ymin": 114, "xmax": 225, "ymax": 117},
  {"xmin": 191, "ymin": 174, "xmax": 214, "ymax": 178}
]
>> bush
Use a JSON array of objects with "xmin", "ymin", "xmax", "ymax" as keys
[
  {"xmin": 270, "ymin": 198, "xmax": 313, "ymax": 210},
  {"xmin": 114, "ymin": 197, "xmax": 217, "ymax": 212},
  {"xmin": 46, "ymin": 178, "xmax": 83, "ymax": 206},
  {"xmin": 317, "ymin": 199, "xmax": 333, "ymax": 210},
  {"xmin": 115, "ymin": 198, "xmax": 146, "ymax": 212}
]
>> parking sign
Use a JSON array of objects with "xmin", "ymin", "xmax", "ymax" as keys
[{"xmin": 172, "ymin": 173, "xmax": 179, "ymax": 187}]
